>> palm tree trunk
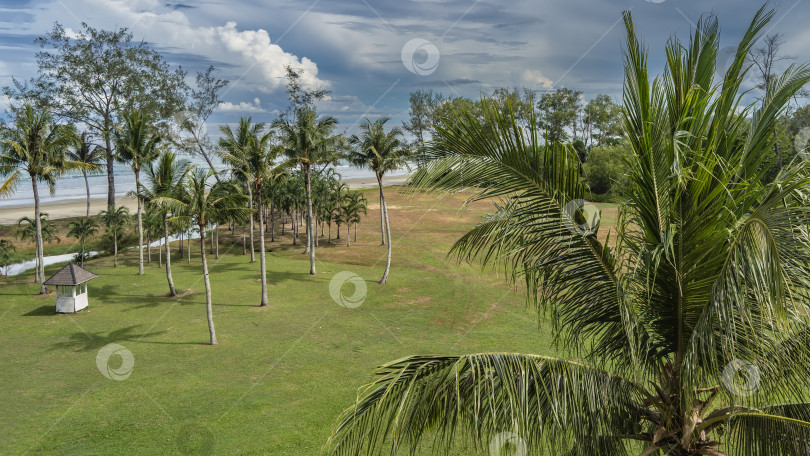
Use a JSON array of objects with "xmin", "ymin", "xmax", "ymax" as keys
[
  {"xmin": 292, "ymin": 210, "xmax": 297, "ymax": 245},
  {"xmin": 328, "ymin": 222, "xmax": 331, "ymax": 243},
  {"xmin": 346, "ymin": 224, "xmax": 350, "ymax": 247},
  {"xmin": 159, "ymin": 235, "xmax": 162, "ymax": 267},
  {"xmin": 247, "ymin": 186, "xmax": 255, "ymax": 263},
  {"xmin": 242, "ymin": 224, "xmax": 246, "ymax": 255},
  {"xmin": 164, "ymin": 214, "xmax": 178, "ymax": 296},
  {"xmin": 379, "ymin": 185, "xmax": 386, "ymax": 245},
  {"xmin": 257, "ymin": 189, "xmax": 269, "ymax": 307},
  {"xmin": 379, "ymin": 175, "xmax": 392, "ymax": 285},
  {"xmin": 199, "ymin": 224, "xmax": 217, "ymax": 345},
  {"xmin": 354, "ymin": 223, "xmax": 357, "ymax": 242},
  {"xmin": 82, "ymin": 170, "xmax": 91, "ymax": 219},
  {"xmin": 305, "ymin": 164, "xmax": 316, "ymax": 274},
  {"xmin": 113, "ymin": 228, "xmax": 118, "ymax": 268},
  {"xmin": 31, "ymin": 177, "xmax": 46, "ymax": 294},
  {"xmin": 270, "ymin": 201, "xmax": 275, "ymax": 242},
  {"xmin": 80, "ymin": 239, "xmax": 85, "ymax": 267},
  {"xmin": 135, "ymin": 170, "xmax": 144, "ymax": 275},
  {"xmin": 187, "ymin": 229, "xmax": 191, "ymax": 264},
  {"xmin": 215, "ymin": 227, "xmax": 219, "ymax": 259}
]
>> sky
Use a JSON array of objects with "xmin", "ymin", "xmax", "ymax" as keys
[{"xmin": 1, "ymin": 0, "xmax": 809, "ymax": 136}]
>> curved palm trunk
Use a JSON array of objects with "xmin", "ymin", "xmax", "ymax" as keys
[
  {"xmin": 82, "ymin": 170, "xmax": 91, "ymax": 219},
  {"xmin": 135, "ymin": 169, "xmax": 144, "ymax": 275},
  {"xmin": 257, "ymin": 189, "xmax": 269, "ymax": 307},
  {"xmin": 199, "ymin": 224, "xmax": 217, "ymax": 345},
  {"xmin": 247, "ymin": 186, "xmax": 255, "ymax": 263},
  {"xmin": 378, "ymin": 175, "xmax": 392, "ymax": 285},
  {"xmin": 164, "ymin": 214, "xmax": 178, "ymax": 296},
  {"xmin": 378, "ymin": 183, "xmax": 386, "ymax": 245},
  {"xmin": 31, "ymin": 177, "xmax": 46, "ymax": 294},
  {"xmin": 305, "ymin": 164, "xmax": 316, "ymax": 275}
]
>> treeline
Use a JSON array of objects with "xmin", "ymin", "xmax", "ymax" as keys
[{"xmin": 404, "ymin": 85, "xmax": 810, "ymax": 197}]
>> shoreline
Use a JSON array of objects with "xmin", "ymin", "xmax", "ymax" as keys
[{"xmin": 0, "ymin": 175, "xmax": 410, "ymax": 225}]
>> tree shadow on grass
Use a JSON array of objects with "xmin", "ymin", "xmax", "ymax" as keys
[
  {"xmin": 49, "ymin": 324, "xmax": 195, "ymax": 352},
  {"xmin": 23, "ymin": 305, "xmax": 54, "ymax": 316}
]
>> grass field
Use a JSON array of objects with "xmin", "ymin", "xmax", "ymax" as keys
[{"xmin": 0, "ymin": 189, "xmax": 619, "ymax": 455}]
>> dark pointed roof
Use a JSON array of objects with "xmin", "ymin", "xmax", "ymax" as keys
[{"xmin": 44, "ymin": 263, "xmax": 99, "ymax": 286}]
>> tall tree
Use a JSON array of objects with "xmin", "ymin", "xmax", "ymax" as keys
[
  {"xmin": 177, "ymin": 66, "xmax": 228, "ymax": 180},
  {"xmin": 276, "ymin": 107, "xmax": 338, "ymax": 275},
  {"xmin": 25, "ymin": 22, "xmax": 185, "ymax": 209},
  {"xmin": 66, "ymin": 132, "xmax": 104, "ymax": 218},
  {"xmin": 583, "ymin": 94, "xmax": 623, "ymax": 148},
  {"xmin": 173, "ymin": 169, "xmax": 250, "ymax": 345},
  {"xmin": 115, "ymin": 109, "xmax": 163, "ymax": 275},
  {"xmin": 348, "ymin": 117, "xmax": 409, "ymax": 284},
  {"xmin": 141, "ymin": 151, "xmax": 190, "ymax": 296},
  {"xmin": 403, "ymin": 89, "xmax": 444, "ymax": 163},
  {"xmin": 537, "ymin": 87, "xmax": 581, "ymax": 145},
  {"xmin": 219, "ymin": 119, "xmax": 262, "ymax": 263},
  {"xmin": 0, "ymin": 105, "xmax": 84, "ymax": 293},
  {"xmin": 220, "ymin": 118, "xmax": 282, "ymax": 306},
  {"xmin": 327, "ymin": 8, "xmax": 810, "ymax": 455}
]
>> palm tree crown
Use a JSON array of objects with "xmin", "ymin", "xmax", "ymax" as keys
[{"xmin": 326, "ymin": 8, "xmax": 810, "ymax": 456}]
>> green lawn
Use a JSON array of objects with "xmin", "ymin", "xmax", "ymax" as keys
[{"xmin": 0, "ymin": 190, "xmax": 582, "ymax": 455}]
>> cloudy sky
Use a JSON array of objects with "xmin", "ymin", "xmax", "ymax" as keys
[{"xmin": 1, "ymin": 0, "xmax": 808, "ymax": 135}]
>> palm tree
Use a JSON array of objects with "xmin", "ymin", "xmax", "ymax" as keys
[
  {"xmin": 326, "ymin": 9, "xmax": 810, "ymax": 456},
  {"xmin": 141, "ymin": 151, "xmax": 190, "ymax": 296},
  {"xmin": 99, "ymin": 205, "xmax": 130, "ymax": 268},
  {"xmin": 116, "ymin": 109, "xmax": 163, "ymax": 275},
  {"xmin": 276, "ymin": 107, "xmax": 338, "ymax": 275},
  {"xmin": 220, "ymin": 118, "xmax": 284, "ymax": 307},
  {"xmin": 342, "ymin": 191, "xmax": 367, "ymax": 245},
  {"xmin": 67, "ymin": 217, "xmax": 99, "ymax": 266},
  {"xmin": 348, "ymin": 117, "xmax": 409, "ymax": 284},
  {"xmin": 172, "ymin": 168, "xmax": 250, "ymax": 345},
  {"xmin": 0, "ymin": 105, "xmax": 85, "ymax": 293},
  {"xmin": 219, "ymin": 118, "xmax": 262, "ymax": 263},
  {"xmin": 66, "ymin": 133, "xmax": 104, "ymax": 218}
]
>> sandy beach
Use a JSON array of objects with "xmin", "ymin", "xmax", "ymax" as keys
[{"xmin": 0, "ymin": 175, "xmax": 409, "ymax": 225}]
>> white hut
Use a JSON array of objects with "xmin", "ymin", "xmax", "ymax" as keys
[{"xmin": 44, "ymin": 263, "xmax": 99, "ymax": 313}]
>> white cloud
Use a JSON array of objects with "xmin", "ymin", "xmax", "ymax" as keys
[
  {"xmin": 217, "ymin": 97, "xmax": 265, "ymax": 113},
  {"xmin": 24, "ymin": 0, "xmax": 328, "ymax": 93},
  {"xmin": 520, "ymin": 69, "xmax": 553, "ymax": 89}
]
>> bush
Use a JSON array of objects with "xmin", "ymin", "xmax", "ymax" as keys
[{"xmin": 583, "ymin": 143, "xmax": 631, "ymax": 195}]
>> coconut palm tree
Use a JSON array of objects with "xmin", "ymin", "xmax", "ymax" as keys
[
  {"xmin": 141, "ymin": 151, "xmax": 190, "ymax": 296},
  {"xmin": 99, "ymin": 205, "xmax": 130, "ymax": 268},
  {"xmin": 326, "ymin": 9, "xmax": 810, "ymax": 456},
  {"xmin": 0, "ymin": 105, "xmax": 85, "ymax": 293},
  {"xmin": 220, "ymin": 118, "xmax": 285, "ymax": 307},
  {"xmin": 342, "ymin": 191, "xmax": 367, "ymax": 245},
  {"xmin": 67, "ymin": 217, "xmax": 99, "ymax": 266},
  {"xmin": 219, "ymin": 118, "xmax": 262, "ymax": 263},
  {"xmin": 66, "ymin": 132, "xmax": 104, "ymax": 218},
  {"xmin": 115, "ymin": 109, "xmax": 163, "ymax": 275},
  {"xmin": 171, "ymin": 168, "xmax": 250, "ymax": 345},
  {"xmin": 276, "ymin": 107, "xmax": 338, "ymax": 275},
  {"xmin": 348, "ymin": 117, "xmax": 409, "ymax": 284}
]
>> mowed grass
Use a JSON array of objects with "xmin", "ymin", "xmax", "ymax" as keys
[{"xmin": 0, "ymin": 189, "xmax": 615, "ymax": 455}]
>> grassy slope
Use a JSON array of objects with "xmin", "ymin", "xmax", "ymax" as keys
[{"xmin": 0, "ymin": 189, "xmax": 617, "ymax": 455}]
